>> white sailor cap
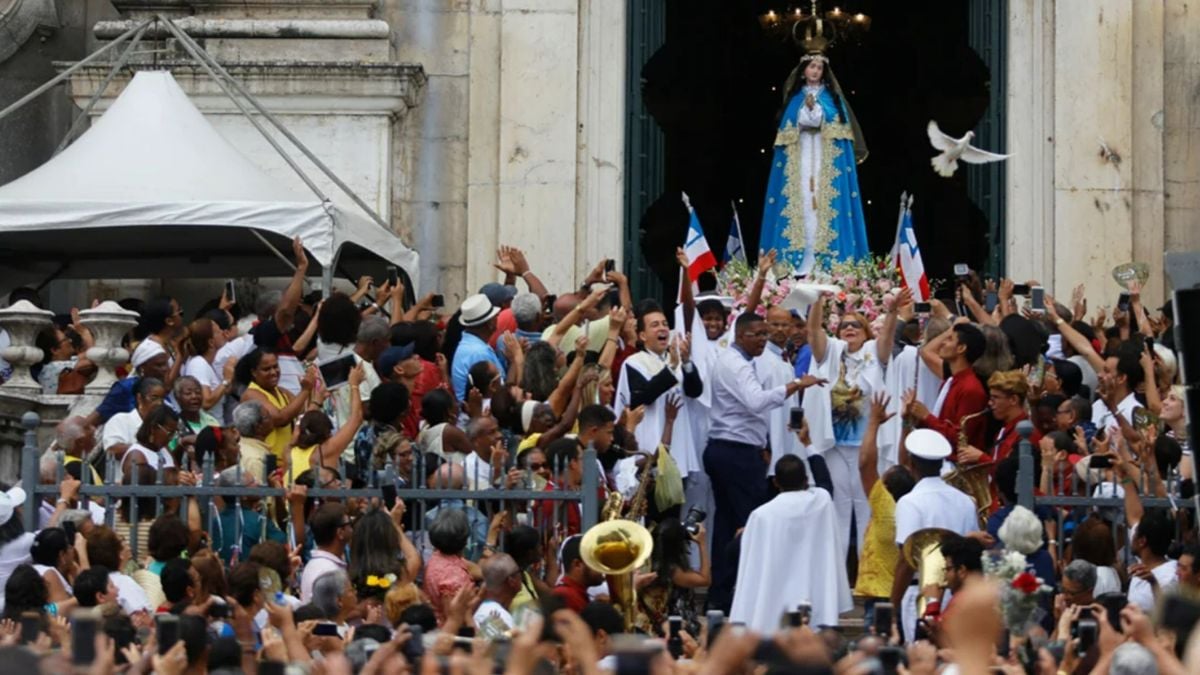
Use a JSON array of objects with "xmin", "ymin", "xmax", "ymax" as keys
[{"xmin": 905, "ymin": 429, "xmax": 952, "ymax": 461}]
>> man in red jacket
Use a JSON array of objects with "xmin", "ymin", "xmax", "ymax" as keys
[{"xmin": 904, "ymin": 322, "xmax": 988, "ymax": 456}]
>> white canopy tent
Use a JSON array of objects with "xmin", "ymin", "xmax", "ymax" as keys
[{"xmin": 0, "ymin": 70, "xmax": 418, "ymax": 289}]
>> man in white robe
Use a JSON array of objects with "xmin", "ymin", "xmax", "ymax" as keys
[{"xmin": 730, "ymin": 455, "xmax": 852, "ymax": 632}]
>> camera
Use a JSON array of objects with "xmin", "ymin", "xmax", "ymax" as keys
[{"xmin": 684, "ymin": 506, "xmax": 707, "ymax": 537}]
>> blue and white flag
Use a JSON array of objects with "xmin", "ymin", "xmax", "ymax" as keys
[{"xmin": 724, "ymin": 202, "xmax": 748, "ymax": 265}]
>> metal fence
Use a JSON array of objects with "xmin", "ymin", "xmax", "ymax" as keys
[
  {"xmin": 16, "ymin": 412, "xmax": 601, "ymax": 561},
  {"xmin": 1011, "ymin": 420, "xmax": 1197, "ymax": 566}
]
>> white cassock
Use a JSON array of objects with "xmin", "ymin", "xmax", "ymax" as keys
[
  {"xmin": 755, "ymin": 342, "xmax": 806, "ymax": 475},
  {"xmin": 614, "ymin": 346, "xmax": 701, "ymax": 478},
  {"xmin": 878, "ymin": 345, "xmax": 943, "ymax": 470},
  {"xmin": 730, "ymin": 488, "xmax": 852, "ymax": 632}
]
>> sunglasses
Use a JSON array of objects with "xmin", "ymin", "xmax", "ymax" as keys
[
  {"xmin": 840, "ymin": 321, "xmax": 864, "ymax": 330},
  {"xmin": 528, "ymin": 462, "xmax": 546, "ymax": 471}
]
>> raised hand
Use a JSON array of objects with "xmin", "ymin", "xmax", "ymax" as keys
[
  {"xmin": 757, "ymin": 249, "xmax": 778, "ymax": 277},
  {"xmin": 676, "ymin": 246, "xmax": 689, "ymax": 269},
  {"xmin": 869, "ymin": 392, "xmax": 895, "ymax": 426},
  {"xmin": 291, "ymin": 236, "xmax": 308, "ymax": 270},
  {"xmin": 493, "ymin": 247, "xmax": 518, "ymax": 276}
]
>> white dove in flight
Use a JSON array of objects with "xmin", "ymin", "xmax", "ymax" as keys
[{"xmin": 927, "ymin": 120, "xmax": 1010, "ymax": 177}]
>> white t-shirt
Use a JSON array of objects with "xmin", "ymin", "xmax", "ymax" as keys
[
  {"xmin": 473, "ymin": 599, "xmax": 515, "ymax": 640},
  {"xmin": 126, "ymin": 443, "xmax": 175, "ymax": 471},
  {"xmin": 102, "ymin": 410, "xmax": 142, "ymax": 451},
  {"xmin": 111, "ymin": 572, "xmax": 152, "ymax": 615},
  {"xmin": 894, "ymin": 477, "xmax": 979, "ymax": 547},
  {"xmin": 299, "ymin": 551, "xmax": 346, "ymax": 604},
  {"xmin": 1128, "ymin": 559, "xmax": 1177, "ymax": 612},
  {"xmin": 464, "ymin": 452, "xmax": 493, "ymax": 491},
  {"xmin": 0, "ymin": 532, "xmax": 34, "ymax": 614},
  {"xmin": 183, "ymin": 355, "xmax": 225, "ymax": 422},
  {"xmin": 1091, "ymin": 393, "xmax": 1139, "ymax": 433}
]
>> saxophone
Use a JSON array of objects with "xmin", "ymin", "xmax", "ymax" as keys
[
  {"xmin": 625, "ymin": 449, "xmax": 658, "ymax": 522},
  {"xmin": 943, "ymin": 409, "xmax": 993, "ymax": 528}
]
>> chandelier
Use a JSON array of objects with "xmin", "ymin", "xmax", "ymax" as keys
[{"xmin": 759, "ymin": 1, "xmax": 871, "ymax": 49}]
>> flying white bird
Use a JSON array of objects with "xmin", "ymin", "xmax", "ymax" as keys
[{"xmin": 927, "ymin": 120, "xmax": 1010, "ymax": 177}]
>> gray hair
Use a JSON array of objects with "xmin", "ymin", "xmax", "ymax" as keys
[
  {"xmin": 217, "ymin": 466, "xmax": 248, "ymax": 488},
  {"xmin": 39, "ymin": 450, "xmax": 60, "ymax": 483},
  {"xmin": 1063, "ymin": 559, "xmax": 1097, "ymax": 592},
  {"xmin": 55, "ymin": 416, "xmax": 90, "ymax": 449},
  {"xmin": 922, "ymin": 317, "xmax": 951, "ymax": 344},
  {"xmin": 357, "ymin": 316, "xmax": 390, "ymax": 344},
  {"xmin": 1110, "ymin": 643, "xmax": 1157, "ymax": 675},
  {"xmin": 464, "ymin": 417, "xmax": 492, "ymax": 441},
  {"xmin": 482, "ymin": 553, "xmax": 519, "ymax": 590},
  {"xmin": 511, "ymin": 292, "xmax": 542, "ymax": 326},
  {"xmin": 428, "ymin": 508, "xmax": 470, "ymax": 555},
  {"xmin": 61, "ymin": 509, "xmax": 91, "ymax": 529},
  {"xmin": 255, "ymin": 291, "xmax": 282, "ymax": 319},
  {"xmin": 135, "ymin": 377, "xmax": 164, "ymax": 399},
  {"xmin": 312, "ymin": 570, "xmax": 351, "ymax": 619},
  {"xmin": 173, "ymin": 374, "xmax": 201, "ymax": 399},
  {"xmin": 231, "ymin": 401, "xmax": 267, "ymax": 437}
]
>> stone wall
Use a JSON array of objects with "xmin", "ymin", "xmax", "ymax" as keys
[{"xmin": 1007, "ymin": 0, "xmax": 1196, "ymax": 308}]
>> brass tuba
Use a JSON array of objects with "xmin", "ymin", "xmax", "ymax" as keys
[
  {"xmin": 581, "ymin": 492, "xmax": 654, "ymax": 631},
  {"xmin": 943, "ymin": 409, "xmax": 992, "ymax": 528},
  {"xmin": 902, "ymin": 527, "xmax": 955, "ymax": 616}
]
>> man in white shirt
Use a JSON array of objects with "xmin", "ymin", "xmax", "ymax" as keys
[
  {"xmin": 1127, "ymin": 508, "xmax": 1178, "ymax": 612},
  {"xmin": 1091, "ymin": 344, "xmax": 1142, "ymax": 433},
  {"xmin": 703, "ymin": 312, "xmax": 824, "ymax": 608},
  {"xmin": 101, "ymin": 377, "xmax": 167, "ymax": 484},
  {"xmin": 473, "ymin": 553, "xmax": 521, "ymax": 640},
  {"xmin": 890, "ymin": 429, "xmax": 979, "ymax": 642},
  {"xmin": 463, "ymin": 417, "xmax": 517, "ymax": 491},
  {"xmin": 299, "ymin": 503, "xmax": 350, "ymax": 604}
]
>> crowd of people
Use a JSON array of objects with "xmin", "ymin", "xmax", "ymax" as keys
[{"xmin": 0, "ymin": 237, "xmax": 1196, "ymax": 674}]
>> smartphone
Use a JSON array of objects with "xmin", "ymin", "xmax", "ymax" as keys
[
  {"xmin": 1118, "ymin": 292, "xmax": 1131, "ymax": 311},
  {"xmin": 539, "ymin": 593, "xmax": 565, "ymax": 643},
  {"xmin": 788, "ymin": 407, "xmax": 804, "ymax": 430},
  {"xmin": 156, "ymin": 614, "xmax": 179, "ymax": 655},
  {"xmin": 667, "ymin": 615, "xmax": 684, "ymax": 659},
  {"xmin": 604, "ymin": 259, "xmax": 616, "ymax": 273},
  {"xmin": 431, "ymin": 294, "xmax": 445, "ymax": 308},
  {"xmin": 387, "ymin": 266, "xmax": 399, "ymax": 288},
  {"xmin": 224, "ymin": 280, "xmax": 236, "ymax": 305},
  {"xmin": 72, "ymin": 611, "xmax": 98, "ymax": 665},
  {"xmin": 313, "ymin": 622, "xmax": 341, "ymax": 637},
  {"xmin": 208, "ymin": 603, "xmax": 230, "ymax": 619},
  {"xmin": 996, "ymin": 629, "xmax": 1011, "ymax": 660},
  {"xmin": 1145, "ymin": 335, "xmax": 1156, "ymax": 352},
  {"xmin": 954, "ymin": 263, "xmax": 969, "ymax": 278},
  {"xmin": 259, "ymin": 663, "xmax": 285, "ymax": 675},
  {"xmin": 1075, "ymin": 618, "xmax": 1097, "ymax": 656},
  {"xmin": 380, "ymin": 475, "xmax": 398, "ymax": 509},
  {"xmin": 706, "ymin": 609, "xmax": 725, "ymax": 650},
  {"xmin": 913, "ymin": 301, "xmax": 932, "ymax": 314},
  {"xmin": 403, "ymin": 624, "xmax": 425, "ymax": 663},
  {"xmin": 19, "ymin": 612, "xmax": 39, "ymax": 644},
  {"xmin": 1097, "ymin": 592, "xmax": 1129, "ymax": 633},
  {"xmin": 785, "ymin": 609, "xmax": 802, "ymax": 628},
  {"xmin": 543, "ymin": 294, "xmax": 557, "ymax": 312},
  {"xmin": 62, "ymin": 519, "xmax": 76, "ymax": 545},
  {"xmin": 263, "ymin": 453, "xmax": 278, "ymax": 483},
  {"xmin": 1089, "ymin": 455, "xmax": 1113, "ymax": 469},
  {"xmin": 1031, "ymin": 286, "xmax": 1046, "ymax": 312},
  {"xmin": 985, "ymin": 291, "xmax": 999, "ymax": 313},
  {"xmin": 1033, "ymin": 355, "xmax": 1046, "ymax": 387},
  {"xmin": 879, "ymin": 646, "xmax": 905, "ymax": 675},
  {"xmin": 873, "ymin": 602, "xmax": 894, "ymax": 637},
  {"xmin": 796, "ymin": 601, "xmax": 812, "ymax": 626},
  {"xmin": 1012, "ymin": 283, "xmax": 1031, "ymax": 296},
  {"xmin": 317, "ymin": 353, "xmax": 356, "ymax": 390}
]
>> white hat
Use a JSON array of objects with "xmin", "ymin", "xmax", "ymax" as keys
[
  {"xmin": 0, "ymin": 486, "xmax": 27, "ymax": 527},
  {"xmin": 459, "ymin": 294, "xmax": 500, "ymax": 328},
  {"xmin": 905, "ymin": 429, "xmax": 952, "ymax": 461},
  {"xmin": 130, "ymin": 339, "xmax": 167, "ymax": 369},
  {"xmin": 780, "ymin": 283, "xmax": 840, "ymax": 317}
]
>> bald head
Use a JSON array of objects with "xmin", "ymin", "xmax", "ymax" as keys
[
  {"xmin": 552, "ymin": 294, "xmax": 580, "ymax": 323},
  {"xmin": 766, "ymin": 306, "xmax": 792, "ymax": 347},
  {"xmin": 433, "ymin": 462, "xmax": 465, "ymax": 489}
]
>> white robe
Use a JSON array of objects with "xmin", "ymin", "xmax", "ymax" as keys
[
  {"xmin": 614, "ymin": 347, "xmax": 701, "ymax": 476},
  {"xmin": 730, "ymin": 488, "xmax": 852, "ymax": 632},
  {"xmin": 802, "ymin": 337, "xmax": 884, "ymax": 454},
  {"xmin": 878, "ymin": 345, "xmax": 943, "ymax": 468},
  {"xmin": 755, "ymin": 342, "xmax": 806, "ymax": 474}
]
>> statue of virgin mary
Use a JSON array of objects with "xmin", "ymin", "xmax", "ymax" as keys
[{"xmin": 759, "ymin": 51, "xmax": 870, "ymax": 276}]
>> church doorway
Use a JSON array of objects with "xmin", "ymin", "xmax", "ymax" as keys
[{"xmin": 624, "ymin": 0, "xmax": 1006, "ymax": 303}]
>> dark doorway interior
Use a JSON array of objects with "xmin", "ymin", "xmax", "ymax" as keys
[{"xmin": 635, "ymin": 0, "xmax": 997, "ymax": 301}]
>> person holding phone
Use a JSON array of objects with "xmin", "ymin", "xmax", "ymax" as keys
[
  {"xmin": 288, "ymin": 363, "xmax": 365, "ymax": 480},
  {"xmin": 451, "ymin": 295, "xmax": 504, "ymax": 402},
  {"xmin": 236, "ymin": 349, "xmax": 315, "ymax": 462},
  {"xmin": 902, "ymin": 322, "xmax": 989, "ymax": 454},
  {"xmin": 182, "ymin": 317, "xmax": 234, "ymax": 424}
]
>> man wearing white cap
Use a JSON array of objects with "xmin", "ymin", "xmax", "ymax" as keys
[
  {"xmin": 890, "ymin": 429, "xmax": 978, "ymax": 642},
  {"xmin": 452, "ymin": 295, "xmax": 503, "ymax": 401}
]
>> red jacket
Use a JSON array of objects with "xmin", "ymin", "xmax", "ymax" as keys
[{"xmin": 921, "ymin": 367, "xmax": 988, "ymax": 454}]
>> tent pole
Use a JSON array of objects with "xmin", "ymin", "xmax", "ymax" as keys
[
  {"xmin": 249, "ymin": 230, "xmax": 297, "ymax": 272},
  {"xmin": 155, "ymin": 14, "xmax": 329, "ymax": 200},
  {"xmin": 53, "ymin": 24, "xmax": 150, "ymax": 156},
  {"xmin": 0, "ymin": 19, "xmax": 153, "ymax": 124},
  {"xmin": 163, "ymin": 17, "xmax": 397, "ymax": 235}
]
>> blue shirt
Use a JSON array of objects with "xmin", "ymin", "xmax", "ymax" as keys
[
  {"xmin": 425, "ymin": 500, "xmax": 489, "ymax": 561},
  {"xmin": 793, "ymin": 344, "xmax": 812, "ymax": 379},
  {"xmin": 212, "ymin": 505, "xmax": 287, "ymax": 565},
  {"xmin": 495, "ymin": 328, "xmax": 544, "ymax": 374},
  {"xmin": 451, "ymin": 332, "xmax": 504, "ymax": 401},
  {"xmin": 94, "ymin": 377, "xmax": 140, "ymax": 424}
]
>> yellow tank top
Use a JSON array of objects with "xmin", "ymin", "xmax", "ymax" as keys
[
  {"xmin": 289, "ymin": 444, "xmax": 316, "ymax": 482},
  {"xmin": 855, "ymin": 481, "xmax": 899, "ymax": 599},
  {"xmin": 248, "ymin": 382, "xmax": 291, "ymax": 460}
]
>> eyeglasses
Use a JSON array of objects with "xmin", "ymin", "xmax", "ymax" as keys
[
  {"xmin": 744, "ymin": 330, "xmax": 769, "ymax": 338},
  {"xmin": 840, "ymin": 321, "xmax": 864, "ymax": 330},
  {"xmin": 155, "ymin": 424, "xmax": 179, "ymax": 440},
  {"xmin": 528, "ymin": 462, "xmax": 546, "ymax": 471}
]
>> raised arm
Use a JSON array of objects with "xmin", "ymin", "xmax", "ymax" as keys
[
  {"xmin": 597, "ymin": 306, "xmax": 627, "ymax": 370},
  {"xmin": 547, "ymin": 336, "xmax": 586, "ymax": 417},
  {"xmin": 1045, "ymin": 294, "xmax": 1106, "ymax": 374},
  {"xmin": 548, "ymin": 287, "xmax": 606, "ymax": 349},
  {"xmin": 808, "ymin": 291, "xmax": 829, "ymax": 365},
  {"xmin": 918, "ymin": 323, "xmax": 953, "ymax": 377},
  {"xmin": 320, "ymin": 365, "xmax": 365, "ymax": 467},
  {"xmin": 876, "ymin": 288, "xmax": 911, "ymax": 367},
  {"xmin": 276, "ymin": 237, "xmax": 310, "ymax": 333},
  {"xmin": 743, "ymin": 250, "xmax": 775, "ymax": 316},
  {"xmin": 675, "ymin": 247, "xmax": 696, "ymax": 331},
  {"xmin": 859, "ymin": 393, "xmax": 893, "ymax": 494}
]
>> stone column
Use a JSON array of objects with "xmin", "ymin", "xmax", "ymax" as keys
[
  {"xmin": 0, "ymin": 301, "xmax": 54, "ymax": 393},
  {"xmin": 78, "ymin": 302, "xmax": 139, "ymax": 395}
]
